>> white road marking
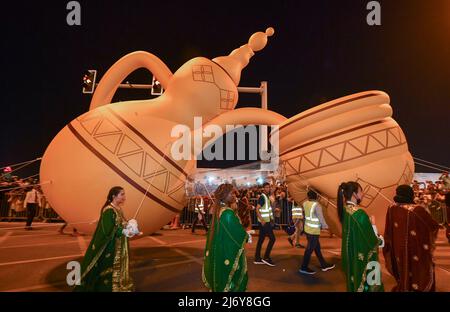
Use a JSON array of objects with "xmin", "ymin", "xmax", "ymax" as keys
[
  {"xmin": 2, "ymin": 257, "xmax": 202, "ymax": 292},
  {"xmin": 132, "ymin": 238, "xmax": 206, "ymax": 248},
  {"xmin": 147, "ymin": 236, "xmax": 166, "ymax": 245},
  {"xmin": 0, "ymin": 254, "xmax": 82, "ymax": 267},
  {"xmin": 168, "ymin": 239, "xmax": 206, "ymax": 247},
  {"xmin": 0, "ymin": 240, "xmax": 79, "ymax": 249},
  {"xmin": 77, "ymin": 235, "xmax": 87, "ymax": 252},
  {"xmin": 0, "ymin": 231, "xmax": 12, "ymax": 244},
  {"xmin": 133, "ymin": 258, "xmax": 202, "ymax": 272},
  {"xmin": 7, "ymin": 233, "xmax": 59, "ymax": 239},
  {"xmin": 147, "ymin": 236, "xmax": 203, "ymax": 265},
  {"xmin": 324, "ymin": 249, "xmax": 341, "ymax": 256},
  {"xmin": 3, "ymin": 282, "xmax": 68, "ymax": 292}
]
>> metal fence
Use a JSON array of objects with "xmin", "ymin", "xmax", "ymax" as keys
[
  {"xmin": 5, "ymin": 193, "xmax": 446, "ymax": 229},
  {"xmin": 179, "ymin": 197, "xmax": 293, "ymax": 229},
  {"xmin": 0, "ymin": 194, "xmax": 63, "ymax": 223},
  {"xmin": 428, "ymin": 200, "xmax": 448, "ymax": 226},
  {"xmin": 0, "ymin": 194, "xmax": 294, "ymax": 227}
]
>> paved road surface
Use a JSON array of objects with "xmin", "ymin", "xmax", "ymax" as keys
[{"xmin": 0, "ymin": 222, "xmax": 449, "ymax": 292}]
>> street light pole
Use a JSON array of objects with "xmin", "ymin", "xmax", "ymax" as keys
[{"xmin": 260, "ymin": 81, "xmax": 268, "ymax": 154}]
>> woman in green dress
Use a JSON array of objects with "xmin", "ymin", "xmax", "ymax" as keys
[
  {"xmin": 202, "ymin": 183, "xmax": 249, "ymax": 292},
  {"xmin": 338, "ymin": 181, "xmax": 384, "ymax": 292},
  {"xmin": 75, "ymin": 186, "xmax": 139, "ymax": 292}
]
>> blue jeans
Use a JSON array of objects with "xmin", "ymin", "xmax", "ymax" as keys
[
  {"xmin": 255, "ymin": 222, "xmax": 276, "ymax": 260},
  {"xmin": 301, "ymin": 233, "xmax": 327, "ymax": 269}
]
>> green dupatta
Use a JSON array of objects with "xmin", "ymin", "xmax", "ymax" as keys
[
  {"xmin": 202, "ymin": 206, "xmax": 248, "ymax": 292},
  {"xmin": 74, "ymin": 205, "xmax": 133, "ymax": 292},
  {"xmin": 341, "ymin": 203, "xmax": 384, "ymax": 292}
]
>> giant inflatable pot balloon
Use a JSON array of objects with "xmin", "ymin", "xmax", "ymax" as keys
[
  {"xmin": 278, "ymin": 92, "xmax": 414, "ymax": 235},
  {"xmin": 40, "ymin": 27, "xmax": 414, "ymax": 236},
  {"xmin": 40, "ymin": 28, "xmax": 284, "ymax": 235}
]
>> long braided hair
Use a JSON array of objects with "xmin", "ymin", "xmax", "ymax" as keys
[
  {"xmin": 337, "ymin": 181, "xmax": 362, "ymax": 224},
  {"xmin": 207, "ymin": 183, "xmax": 235, "ymax": 250},
  {"xmin": 101, "ymin": 186, "xmax": 124, "ymax": 212}
]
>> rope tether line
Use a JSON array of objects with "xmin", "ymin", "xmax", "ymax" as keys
[
  {"xmin": 132, "ymin": 141, "xmax": 173, "ymax": 220},
  {"xmin": 0, "ymin": 181, "xmax": 51, "ymax": 193},
  {"xmin": 413, "ymin": 157, "xmax": 449, "ymax": 171},
  {"xmin": 1, "ymin": 158, "xmax": 42, "ymax": 175},
  {"xmin": 0, "ymin": 219, "xmax": 98, "ymax": 231},
  {"xmin": 414, "ymin": 161, "xmax": 449, "ymax": 172},
  {"xmin": 0, "ymin": 158, "xmax": 42, "ymax": 171}
]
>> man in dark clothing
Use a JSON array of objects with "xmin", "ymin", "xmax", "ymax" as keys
[{"xmin": 254, "ymin": 182, "xmax": 276, "ymax": 267}]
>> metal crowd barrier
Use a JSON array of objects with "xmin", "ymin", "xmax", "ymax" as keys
[
  {"xmin": 0, "ymin": 193, "xmax": 27, "ymax": 221},
  {"xmin": 178, "ymin": 196, "xmax": 449, "ymax": 229},
  {"xmin": 248, "ymin": 198, "xmax": 292, "ymax": 228},
  {"xmin": 428, "ymin": 201, "xmax": 448, "ymax": 226},
  {"xmin": 0, "ymin": 194, "xmax": 63, "ymax": 223},
  {"xmin": 179, "ymin": 196, "xmax": 293, "ymax": 229},
  {"xmin": 13, "ymin": 192, "xmax": 441, "ymax": 230},
  {"xmin": 41, "ymin": 207, "xmax": 63, "ymax": 222},
  {"xmin": 179, "ymin": 197, "xmax": 213, "ymax": 228}
]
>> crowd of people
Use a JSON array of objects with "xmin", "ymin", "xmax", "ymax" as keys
[
  {"xmin": 4, "ymin": 169, "xmax": 447, "ymax": 233},
  {"xmin": 412, "ymin": 173, "xmax": 450, "ymax": 225},
  {"xmin": 186, "ymin": 173, "xmax": 450, "ymax": 228},
  {"xmin": 0, "ymin": 168, "xmax": 49, "ymax": 228},
  {"xmin": 1, "ymin": 165, "xmax": 450, "ymax": 292},
  {"xmin": 0, "ymin": 167, "xmax": 68, "ymax": 232},
  {"xmin": 184, "ymin": 173, "xmax": 450, "ymax": 292},
  {"xmin": 205, "ymin": 180, "xmax": 449, "ymax": 292}
]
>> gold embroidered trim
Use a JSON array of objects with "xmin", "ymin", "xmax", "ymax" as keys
[
  {"xmin": 223, "ymin": 243, "xmax": 246, "ymax": 292},
  {"xmin": 203, "ymin": 206, "xmax": 248, "ymax": 292},
  {"xmin": 80, "ymin": 213, "xmax": 117, "ymax": 281},
  {"xmin": 100, "ymin": 268, "xmax": 113, "ymax": 277}
]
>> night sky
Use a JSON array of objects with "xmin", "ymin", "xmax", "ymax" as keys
[{"xmin": 1, "ymin": 0, "xmax": 449, "ymax": 177}]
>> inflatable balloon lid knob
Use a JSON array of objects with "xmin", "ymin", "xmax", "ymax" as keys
[{"xmin": 213, "ymin": 27, "xmax": 275, "ymax": 86}]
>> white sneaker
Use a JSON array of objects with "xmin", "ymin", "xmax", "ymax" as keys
[
  {"xmin": 321, "ymin": 264, "xmax": 336, "ymax": 272},
  {"xmin": 262, "ymin": 258, "xmax": 275, "ymax": 267}
]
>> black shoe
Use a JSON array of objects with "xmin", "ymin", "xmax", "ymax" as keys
[
  {"xmin": 321, "ymin": 263, "xmax": 336, "ymax": 272},
  {"xmin": 254, "ymin": 259, "xmax": 264, "ymax": 265},
  {"xmin": 288, "ymin": 237, "xmax": 294, "ymax": 247},
  {"xmin": 262, "ymin": 258, "xmax": 275, "ymax": 267},
  {"xmin": 295, "ymin": 243, "xmax": 305, "ymax": 248},
  {"xmin": 299, "ymin": 267, "xmax": 316, "ymax": 275}
]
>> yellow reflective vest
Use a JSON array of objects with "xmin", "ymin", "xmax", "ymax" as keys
[
  {"xmin": 194, "ymin": 197, "xmax": 204, "ymax": 214},
  {"xmin": 259, "ymin": 193, "xmax": 274, "ymax": 222},
  {"xmin": 303, "ymin": 200, "xmax": 321, "ymax": 235},
  {"xmin": 292, "ymin": 202, "xmax": 303, "ymax": 220}
]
